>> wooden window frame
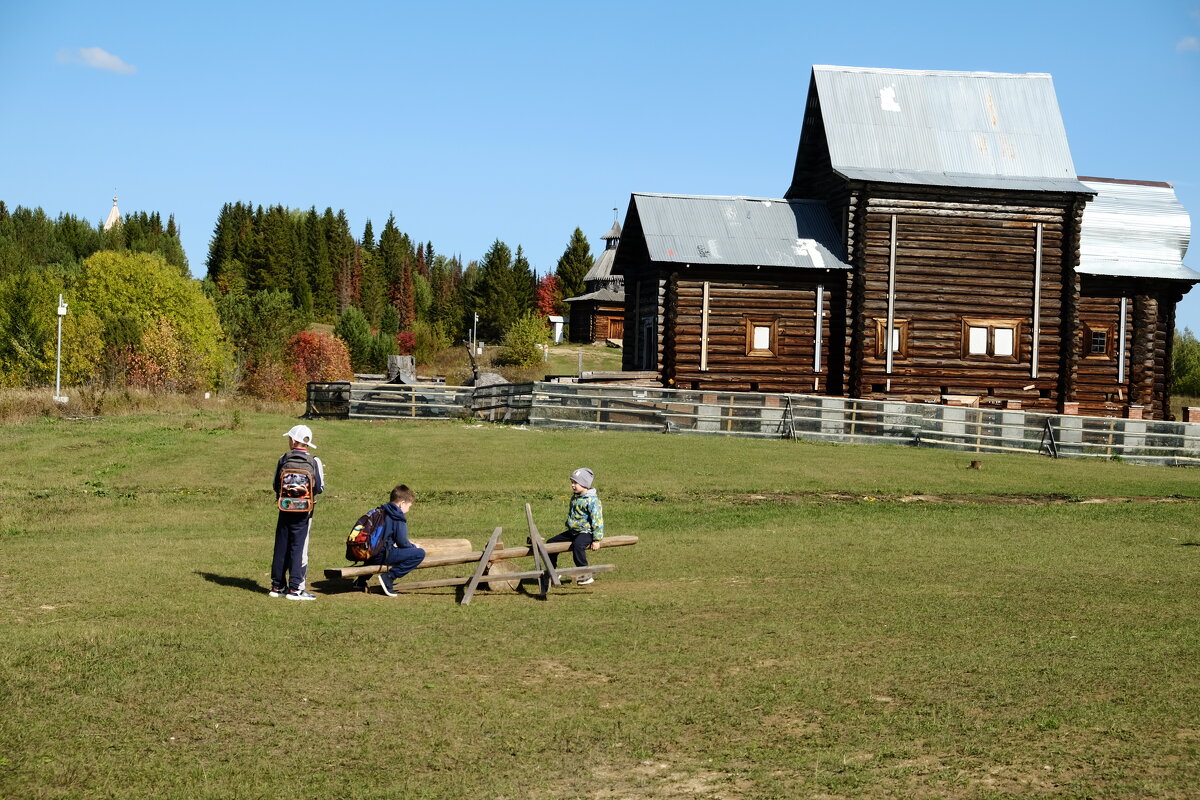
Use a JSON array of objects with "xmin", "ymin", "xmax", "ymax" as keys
[
  {"xmin": 961, "ymin": 317, "xmax": 1022, "ymax": 362},
  {"xmin": 1082, "ymin": 320, "xmax": 1115, "ymax": 360},
  {"xmin": 744, "ymin": 316, "xmax": 779, "ymax": 357},
  {"xmin": 873, "ymin": 318, "xmax": 909, "ymax": 360}
]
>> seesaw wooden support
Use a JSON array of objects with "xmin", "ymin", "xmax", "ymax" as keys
[{"xmin": 323, "ymin": 506, "xmax": 638, "ymax": 604}]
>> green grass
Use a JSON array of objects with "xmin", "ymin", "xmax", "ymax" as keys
[
  {"xmin": 2, "ymin": 411, "xmax": 1199, "ymax": 798},
  {"xmin": 543, "ymin": 342, "xmax": 625, "ymax": 377}
]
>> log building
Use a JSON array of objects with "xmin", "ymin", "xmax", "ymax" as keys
[{"xmin": 614, "ymin": 66, "xmax": 1197, "ymax": 418}]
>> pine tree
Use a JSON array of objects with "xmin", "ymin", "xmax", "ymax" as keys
[
  {"xmin": 361, "ymin": 219, "xmax": 375, "ymax": 253},
  {"xmin": 359, "ymin": 247, "xmax": 387, "ymax": 327},
  {"xmin": 477, "ymin": 239, "xmax": 518, "ymax": 340},
  {"xmin": 306, "ymin": 208, "xmax": 335, "ymax": 320},
  {"xmin": 555, "ymin": 227, "xmax": 592, "ymax": 300},
  {"xmin": 512, "ymin": 245, "xmax": 535, "ymax": 313}
]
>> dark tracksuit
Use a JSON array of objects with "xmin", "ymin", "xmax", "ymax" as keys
[
  {"xmin": 367, "ymin": 503, "xmax": 426, "ymax": 582},
  {"xmin": 271, "ymin": 448, "xmax": 324, "ymax": 592}
]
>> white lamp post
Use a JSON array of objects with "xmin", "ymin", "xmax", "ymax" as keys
[{"xmin": 53, "ymin": 293, "xmax": 68, "ymax": 403}]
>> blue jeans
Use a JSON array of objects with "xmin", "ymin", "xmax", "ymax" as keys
[{"xmin": 372, "ymin": 545, "xmax": 426, "ymax": 581}]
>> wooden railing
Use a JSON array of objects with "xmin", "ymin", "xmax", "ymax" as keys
[{"xmin": 306, "ymin": 381, "xmax": 1200, "ymax": 466}]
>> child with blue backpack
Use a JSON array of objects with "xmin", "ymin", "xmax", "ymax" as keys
[{"xmin": 351, "ymin": 484, "xmax": 426, "ymax": 596}]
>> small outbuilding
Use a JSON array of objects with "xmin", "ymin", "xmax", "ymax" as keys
[{"xmin": 564, "ymin": 220, "xmax": 626, "ymax": 344}]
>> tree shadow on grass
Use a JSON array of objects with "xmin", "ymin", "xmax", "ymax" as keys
[{"xmin": 195, "ymin": 571, "xmax": 268, "ymax": 594}]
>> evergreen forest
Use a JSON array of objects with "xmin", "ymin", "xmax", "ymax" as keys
[{"xmin": 0, "ymin": 198, "xmax": 596, "ymax": 398}]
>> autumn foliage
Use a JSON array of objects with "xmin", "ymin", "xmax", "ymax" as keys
[
  {"xmin": 395, "ymin": 330, "xmax": 416, "ymax": 355},
  {"xmin": 535, "ymin": 274, "xmax": 564, "ymax": 316},
  {"xmin": 287, "ymin": 331, "xmax": 353, "ymax": 384}
]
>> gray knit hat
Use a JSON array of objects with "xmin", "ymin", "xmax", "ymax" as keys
[{"xmin": 570, "ymin": 468, "xmax": 594, "ymax": 489}]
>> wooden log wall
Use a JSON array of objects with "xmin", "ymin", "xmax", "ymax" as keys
[
  {"xmin": 1075, "ymin": 290, "xmax": 1132, "ymax": 417},
  {"xmin": 662, "ymin": 268, "xmax": 844, "ymax": 393},
  {"xmin": 853, "ymin": 186, "xmax": 1078, "ymax": 409}
]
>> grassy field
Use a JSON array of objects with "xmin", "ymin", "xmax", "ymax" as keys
[{"xmin": 2, "ymin": 410, "xmax": 1199, "ymax": 799}]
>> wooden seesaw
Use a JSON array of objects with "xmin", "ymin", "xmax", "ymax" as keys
[{"xmin": 323, "ymin": 503, "xmax": 639, "ymax": 604}]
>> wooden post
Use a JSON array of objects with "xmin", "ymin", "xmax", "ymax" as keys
[
  {"xmin": 526, "ymin": 503, "xmax": 562, "ymax": 591},
  {"xmin": 460, "ymin": 527, "xmax": 504, "ymax": 606}
]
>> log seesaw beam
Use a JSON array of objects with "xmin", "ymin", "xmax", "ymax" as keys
[
  {"xmin": 323, "ymin": 534, "xmax": 639, "ymax": 580},
  {"xmin": 322, "ymin": 504, "xmax": 638, "ymax": 604}
]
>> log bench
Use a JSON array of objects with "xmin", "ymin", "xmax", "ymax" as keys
[{"xmin": 323, "ymin": 506, "xmax": 639, "ymax": 604}]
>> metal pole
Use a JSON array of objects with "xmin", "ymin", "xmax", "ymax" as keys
[
  {"xmin": 1031, "ymin": 223, "xmax": 1042, "ymax": 379},
  {"xmin": 54, "ymin": 294, "xmax": 68, "ymax": 403},
  {"xmin": 885, "ymin": 215, "xmax": 897, "ymax": 375},
  {"xmin": 814, "ymin": 284, "xmax": 824, "ymax": 374}
]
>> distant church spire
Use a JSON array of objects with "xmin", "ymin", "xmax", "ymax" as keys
[{"xmin": 103, "ymin": 191, "xmax": 122, "ymax": 231}]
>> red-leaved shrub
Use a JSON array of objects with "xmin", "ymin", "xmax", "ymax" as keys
[
  {"xmin": 287, "ymin": 331, "xmax": 353, "ymax": 384},
  {"xmin": 395, "ymin": 330, "xmax": 416, "ymax": 355},
  {"xmin": 241, "ymin": 357, "xmax": 300, "ymax": 400}
]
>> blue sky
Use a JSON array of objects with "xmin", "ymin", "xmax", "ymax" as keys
[{"xmin": 2, "ymin": 1, "xmax": 1198, "ymax": 327}]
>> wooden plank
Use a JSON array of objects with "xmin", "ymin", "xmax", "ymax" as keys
[
  {"xmin": 459, "ymin": 526, "xmax": 504, "ymax": 606},
  {"xmin": 325, "ymin": 535, "xmax": 641, "ymax": 579}
]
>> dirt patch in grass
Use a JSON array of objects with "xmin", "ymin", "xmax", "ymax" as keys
[
  {"xmin": 731, "ymin": 491, "xmax": 1199, "ymax": 506},
  {"xmin": 581, "ymin": 759, "xmax": 752, "ymax": 799}
]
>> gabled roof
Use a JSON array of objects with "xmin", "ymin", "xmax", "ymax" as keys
[
  {"xmin": 798, "ymin": 65, "xmax": 1093, "ymax": 194},
  {"xmin": 1078, "ymin": 177, "xmax": 1198, "ymax": 282},
  {"xmin": 623, "ymin": 193, "xmax": 851, "ymax": 271},
  {"xmin": 565, "ymin": 286, "xmax": 624, "ymax": 304},
  {"xmin": 583, "ymin": 243, "xmax": 619, "ymax": 283}
]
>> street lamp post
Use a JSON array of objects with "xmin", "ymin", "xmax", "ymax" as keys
[{"xmin": 53, "ymin": 293, "xmax": 68, "ymax": 403}]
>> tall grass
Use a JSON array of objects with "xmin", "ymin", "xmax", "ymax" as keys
[{"xmin": 2, "ymin": 412, "xmax": 1198, "ymax": 798}]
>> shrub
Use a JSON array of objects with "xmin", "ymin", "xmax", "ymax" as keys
[
  {"xmin": 287, "ymin": 331, "xmax": 352, "ymax": 385},
  {"xmin": 333, "ymin": 306, "xmax": 372, "ymax": 371},
  {"xmin": 395, "ymin": 330, "xmax": 416, "ymax": 355},
  {"xmin": 240, "ymin": 356, "xmax": 300, "ymax": 401},
  {"xmin": 495, "ymin": 312, "xmax": 549, "ymax": 368},
  {"xmin": 410, "ymin": 319, "xmax": 451, "ymax": 367},
  {"xmin": 127, "ymin": 317, "xmax": 207, "ymax": 393}
]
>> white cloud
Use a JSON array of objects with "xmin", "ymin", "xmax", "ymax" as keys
[
  {"xmin": 56, "ymin": 46, "xmax": 136, "ymax": 74},
  {"xmin": 1179, "ymin": 36, "xmax": 1200, "ymax": 52}
]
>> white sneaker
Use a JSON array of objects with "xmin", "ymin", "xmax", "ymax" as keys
[{"xmin": 576, "ymin": 575, "xmax": 595, "ymax": 586}]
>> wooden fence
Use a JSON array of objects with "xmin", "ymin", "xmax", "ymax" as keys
[
  {"xmin": 307, "ymin": 381, "xmax": 473, "ymax": 420},
  {"xmin": 306, "ymin": 381, "xmax": 1200, "ymax": 466}
]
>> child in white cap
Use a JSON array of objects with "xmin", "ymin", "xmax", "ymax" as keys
[
  {"xmin": 270, "ymin": 424, "xmax": 325, "ymax": 600},
  {"xmin": 545, "ymin": 468, "xmax": 604, "ymax": 586}
]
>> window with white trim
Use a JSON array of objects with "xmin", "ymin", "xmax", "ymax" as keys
[
  {"xmin": 961, "ymin": 317, "xmax": 1021, "ymax": 362},
  {"xmin": 1082, "ymin": 320, "xmax": 1115, "ymax": 359}
]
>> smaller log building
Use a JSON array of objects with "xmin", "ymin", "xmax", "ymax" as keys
[{"xmin": 565, "ymin": 221, "xmax": 626, "ymax": 343}]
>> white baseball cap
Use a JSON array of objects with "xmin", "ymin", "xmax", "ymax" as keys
[{"xmin": 283, "ymin": 424, "xmax": 316, "ymax": 448}]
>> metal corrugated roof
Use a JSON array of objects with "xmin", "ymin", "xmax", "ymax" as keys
[
  {"xmin": 812, "ymin": 65, "xmax": 1092, "ymax": 194},
  {"xmin": 631, "ymin": 193, "xmax": 851, "ymax": 270},
  {"xmin": 1078, "ymin": 178, "xmax": 1198, "ymax": 281}
]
